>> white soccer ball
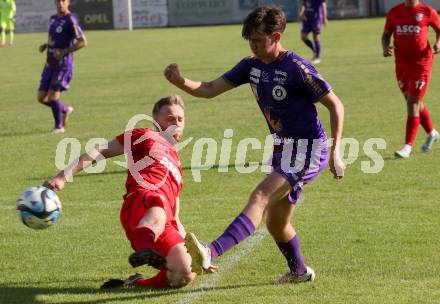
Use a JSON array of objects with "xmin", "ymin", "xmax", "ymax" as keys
[{"xmin": 16, "ymin": 186, "xmax": 62, "ymax": 229}]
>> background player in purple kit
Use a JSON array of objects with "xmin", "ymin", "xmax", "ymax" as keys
[
  {"xmin": 37, "ymin": 0, "xmax": 86, "ymax": 134},
  {"xmin": 165, "ymin": 6, "xmax": 345, "ymax": 284},
  {"xmin": 298, "ymin": 0, "xmax": 328, "ymax": 64}
]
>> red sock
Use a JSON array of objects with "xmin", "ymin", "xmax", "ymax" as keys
[
  {"xmin": 420, "ymin": 107, "xmax": 434, "ymax": 133},
  {"xmin": 405, "ymin": 116, "xmax": 420, "ymax": 145},
  {"xmin": 131, "ymin": 227, "xmax": 155, "ymax": 252},
  {"xmin": 136, "ymin": 269, "xmax": 169, "ymax": 288}
]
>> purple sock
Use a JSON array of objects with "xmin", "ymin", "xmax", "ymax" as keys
[
  {"xmin": 303, "ymin": 39, "xmax": 314, "ymax": 52},
  {"xmin": 314, "ymin": 40, "xmax": 321, "ymax": 58},
  {"xmin": 48, "ymin": 99, "xmax": 66, "ymax": 129},
  {"xmin": 208, "ymin": 213, "xmax": 255, "ymax": 261},
  {"xmin": 276, "ymin": 235, "xmax": 306, "ymax": 275}
]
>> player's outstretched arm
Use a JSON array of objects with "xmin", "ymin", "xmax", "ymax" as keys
[
  {"xmin": 164, "ymin": 63, "xmax": 234, "ymax": 99},
  {"xmin": 44, "ymin": 139, "xmax": 124, "ymax": 191},
  {"xmin": 320, "ymin": 91, "xmax": 346, "ymax": 179},
  {"xmin": 381, "ymin": 30, "xmax": 394, "ymax": 57}
]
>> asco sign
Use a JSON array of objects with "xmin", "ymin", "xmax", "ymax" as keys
[{"xmin": 70, "ymin": 0, "xmax": 114, "ymax": 30}]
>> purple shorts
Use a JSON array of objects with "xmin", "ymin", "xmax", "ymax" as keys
[
  {"xmin": 38, "ymin": 65, "xmax": 73, "ymax": 92},
  {"xmin": 301, "ymin": 20, "xmax": 322, "ymax": 34},
  {"xmin": 271, "ymin": 138, "xmax": 328, "ymax": 204}
]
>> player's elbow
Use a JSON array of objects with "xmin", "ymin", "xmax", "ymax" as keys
[
  {"xmin": 195, "ymin": 82, "xmax": 221, "ymax": 99},
  {"xmin": 79, "ymin": 36, "xmax": 88, "ymax": 48}
]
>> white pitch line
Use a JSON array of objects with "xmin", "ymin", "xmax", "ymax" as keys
[{"xmin": 175, "ymin": 227, "xmax": 268, "ymax": 304}]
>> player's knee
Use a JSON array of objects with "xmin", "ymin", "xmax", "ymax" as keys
[{"xmin": 249, "ymin": 189, "xmax": 270, "ymax": 209}]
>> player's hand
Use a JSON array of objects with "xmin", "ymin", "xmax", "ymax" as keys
[
  {"xmin": 39, "ymin": 44, "xmax": 48, "ymax": 53},
  {"xmin": 383, "ymin": 46, "xmax": 394, "ymax": 57},
  {"xmin": 53, "ymin": 48, "xmax": 67, "ymax": 60},
  {"xmin": 43, "ymin": 175, "xmax": 66, "ymax": 192},
  {"xmin": 329, "ymin": 154, "xmax": 345, "ymax": 180},
  {"xmin": 204, "ymin": 264, "xmax": 218, "ymax": 274},
  {"xmin": 164, "ymin": 64, "xmax": 185, "ymax": 86},
  {"xmin": 433, "ymin": 42, "xmax": 440, "ymax": 54}
]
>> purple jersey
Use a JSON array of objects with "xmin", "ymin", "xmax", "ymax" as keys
[
  {"xmin": 222, "ymin": 51, "xmax": 331, "ymax": 140},
  {"xmin": 303, "ymin": 0, "xmax": 324, "ymax": 21},
  {"xmin": 46, "ymin": 13, "xmax": 84, "ymax": 69}
]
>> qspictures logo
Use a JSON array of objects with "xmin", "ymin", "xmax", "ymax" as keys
[{"xmin": 55, "ymin": 115, "xmax": 387, "ymax": 188}]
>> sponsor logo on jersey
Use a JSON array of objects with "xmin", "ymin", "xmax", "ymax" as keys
[
  {"xmin": 272, "ymin": 85, "xmax": 287, "ymax": 101},
  {"xmin": 415, "ymin": 13, "xmax": 424, "ymax": 22},
  {"xmin": 396, "ymin": 25, "xmax": 421, "ymax": 34},
  {"xmin": 273, "ymin": 76, "xmax": 286, "ymax": 84},
  {"xmin": 160, "ymin": 157, "xmax": 182, "ymax": 185},
  {"xmin": 250, "ymin": 67, "xmax": 261, "ymax": 78},
  {"xmin": 250, "ymin": 76, "xmax": 260, "ymax": 84},
  {"xmin": 275, "ymin": 69, "xmax": 287, "ymax": 77}
]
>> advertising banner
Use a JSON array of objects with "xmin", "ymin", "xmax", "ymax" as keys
[
  {"xmin": 168, "ymin": 0, "xmax": 234, "ymax": 26},
  {"xmin": 15, "ymin": 0, "xmax": 53, "ymax": 33},
  {"xmin": 113, "ymin": 0, "xmax": 168, "ymax": 29},
  {"xmin": 70, "ymin": 0, "xmax": 114, "ymax": 30}
]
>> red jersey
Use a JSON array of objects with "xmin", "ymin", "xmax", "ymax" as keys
[
  {"xmin": 116, "ymin": 128, "xmax": 183, "ymax": 208},
  {"xmin": 385, "ymin": 2, "xmax": 440, "ymax": 66}
]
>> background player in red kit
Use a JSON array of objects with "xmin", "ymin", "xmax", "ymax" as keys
[
  {"xmin": 382, "ymin": 0, "xmax": 440, "ymax": 158},
  {"xmin": 44, "ymin": 95, "xmax": 203, "ymax": 289}
]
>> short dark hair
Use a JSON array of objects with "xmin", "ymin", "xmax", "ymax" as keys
[
  {"xmin": 242, "ymin": 5, "xmax": 286, "ymax": 40},
  {"xmin": 152, "ymin": 95, "xmax": 185, "ymax": 118}
]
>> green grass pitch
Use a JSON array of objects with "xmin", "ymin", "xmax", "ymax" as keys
[{"xmin": 1, "ymin": 17, "xmax": 440, "ymax": 303}]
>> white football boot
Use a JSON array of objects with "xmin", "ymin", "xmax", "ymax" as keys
[
  {"xmin": 272, "ymin": 266, "xmax": 315, "ymax": 285},
  {"xmin": 184, "ymin": 232, "xmax": 211, "ymax": 275},
  {"xmin": 394, "ymin": 144, "xmax": 412, "ymax": 158},
  {"xmin": 51, "ymin": 127, "xmax": 65, "ymax": 134},
  {"xmin": 62, "ymin": 106, "xmax": 74, "ymax": 126},
  {"xmin": 422, "ymin": 130, "xmax": 440, "ymax": 152},
  {"xmin": 311, "ymin": 57, "xmax": 321, "ymax": 64}
]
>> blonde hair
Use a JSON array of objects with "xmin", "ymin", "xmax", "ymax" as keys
[{"xmin": 152, "ymin": 95, "xmax": 185, "ymax": 118}]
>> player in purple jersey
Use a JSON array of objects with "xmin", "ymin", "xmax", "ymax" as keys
[
  {"xmin": 37, "ymin": 0, "xmax": 87, "ymax": 134},
  {"xmin": 298, "ymin": 0, "xmax": 328, "ymax": 64},
  {"xmin": 164, "ymin": 6, "xmax": 345, "ymax": 284}
]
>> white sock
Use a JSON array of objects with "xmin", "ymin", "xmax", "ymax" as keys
[{"xmin": 429, "ymin": 129, "xmax": 437, "ymax": 136}]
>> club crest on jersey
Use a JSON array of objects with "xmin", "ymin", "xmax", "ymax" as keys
[
  {"xmin": 261, "ymin": 71, "xmax": 270, "ymax": 82},
  {"xmin": 415, "ymin": 13, "xmax": 423, "ymax": 22},
  {"xmin": 56, "ymin": 26, "xmax": 63, "ymax": 33},
  {"xmin": 272, "ymin": 85, "xmax": 287, "ymax": 101}
]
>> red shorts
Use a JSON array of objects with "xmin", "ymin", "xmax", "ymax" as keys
[
  {"xmin": 120, "ymin": 190, "xmax": 183, "ymax": 257},
  {"xmin": 395, "ymin": 64, "xmax": 432, "ymax": 100}
]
